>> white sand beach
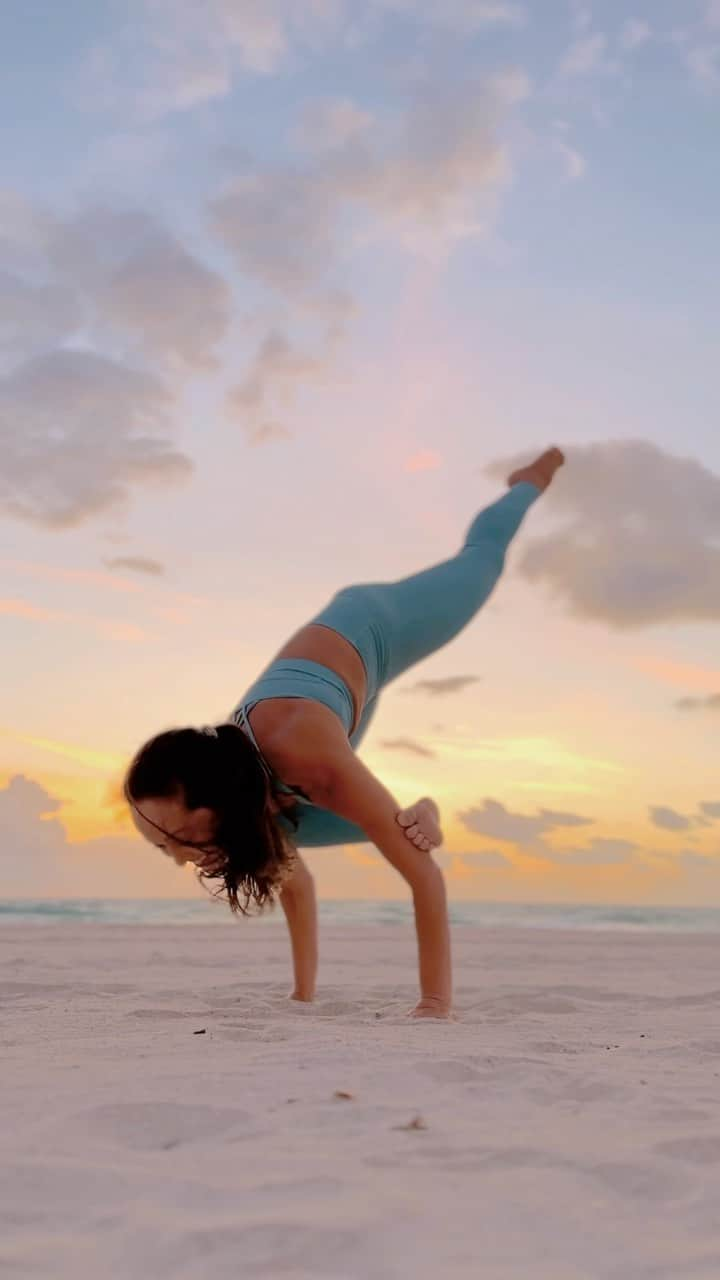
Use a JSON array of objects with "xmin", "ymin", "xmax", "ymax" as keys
[{"xmin": 3, "ymin": 921, "xmax": 720, "ymax": 1279}]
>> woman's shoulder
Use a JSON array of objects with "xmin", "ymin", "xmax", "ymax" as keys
[{"xmin": 258, "ymin": 700, "xmax": 354, "ymax": 803}]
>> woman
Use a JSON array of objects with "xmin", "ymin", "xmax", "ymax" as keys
[{"xmin": 126, "ymin": 447, "xmax": 564, "ymax": 1019}]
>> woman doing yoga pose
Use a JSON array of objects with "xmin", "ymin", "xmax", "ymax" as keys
[{"xmin": 125, "ymin": 447, "xmax": 565, "ymax": 1019}]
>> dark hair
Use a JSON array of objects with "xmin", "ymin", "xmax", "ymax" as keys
[{"xmin": 123, "ymin": 723, "xmax": 298, "ymax": 915}]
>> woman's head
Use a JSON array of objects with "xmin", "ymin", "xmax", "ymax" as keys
[{"xmin": 124, "ymin": 723, "xmax": 297, "ymax": 914}]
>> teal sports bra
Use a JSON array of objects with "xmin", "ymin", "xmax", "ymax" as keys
[{"xmin": 229, "ymin": 658, "xmax": 355, "ymax": 804}]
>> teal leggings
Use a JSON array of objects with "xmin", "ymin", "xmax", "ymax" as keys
[{"xmin": 281, "ymin": 482, "xmax": 541, "ymax": 847}]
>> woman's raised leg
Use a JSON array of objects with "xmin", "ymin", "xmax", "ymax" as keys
[{"xmin": 366, "ymin": 447, "xmax": 564, "ymax": 686}]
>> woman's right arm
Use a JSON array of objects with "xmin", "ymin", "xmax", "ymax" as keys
[{"xmin": 279, "ymin": 854, "xmax": 318, "ymax": 1002}]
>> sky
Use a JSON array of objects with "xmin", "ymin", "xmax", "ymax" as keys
[{"xmin": 1, "ymin": 0, "xmax": 720, "ymax": 906}]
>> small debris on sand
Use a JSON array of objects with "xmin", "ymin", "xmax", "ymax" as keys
[
  {"xmin": 334, "ymin": 1090, "xmax": 355, "ymax": 1101},
  {"xmin": 394, "ymin": 1115, "xmax": 428, "ymax": 1131}
]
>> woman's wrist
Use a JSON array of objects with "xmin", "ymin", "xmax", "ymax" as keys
[{"xmin": 411, "ymin": 996, "xmax": 453, "ymax": 1020}]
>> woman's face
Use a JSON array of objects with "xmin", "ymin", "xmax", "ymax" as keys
[{"xmin": 130, "ymin": 795, "xmax": 218, "ymax": 867}]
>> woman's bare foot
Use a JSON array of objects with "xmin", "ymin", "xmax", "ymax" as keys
[
  {"xmin": 508, "ymin": 446, "xmax": 565, "ymax": 492},
  {"xmin": 396, "ymin": 797, "xmax": 444, "ymax": 851}
]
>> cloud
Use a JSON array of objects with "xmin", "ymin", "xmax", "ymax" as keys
[
  {"xmin": 0, "ymin": 200, "xmax": 230, "ymax": 376},
  {"xmin": 379, "ymin": 738, "xmax": 436, "ymax": 758},
  {"xmin": 650, "ymin": 806, "xmax": 692, "ymax": 832},
  {"xmin": 1, "ymin": 556, "xmax": 207, "ymax": 609},
  {"xmin": 225, "ymin": 327, "xmax": 343, "ymax": 442},
  {"xmin": 458, "ymin": 797, "xmax": 592, "ymax": 845},
  {"xmin": 210, "ymin": 171, "xmax": 337, "ymax": 299},
  {"xmin": 706, "ymin": 0, "xmax": 720, "ymax": 29},
  {"xmin": 0, "ymin": 198, "xmax": 239, "ymax": 527},
  {"xmin": 0, "ymin": 772, "xmax": 90, "ymax": 894},
  {"xmin": 47, "ymin": 206, "xmax": 231, "ymax": 373},
  {"xmin": 463, "ymin": 850, "xmax": 512, "ymax": 867},
  {"xmin": 0, "ymin": 349, "xmax": 192, "ymax": 529},
  {"xmin": 330, "ymin": 70, "xmax": 529, "ymax": 243},
  {"xmin": 104, "ymin": 557, "xmax": 165, "ymax": 577},
  {"xmin": 685, "ymin": 44, "xmax": 720, "ymax": 91},
  {"xmin": 84, "ymin": 128, "xmax": 175, "ymax": 187},
  {"xmin": 212, "ymin": 69, "xmax": 529, "ymax": 435},
  {"xmin": 77, "ymin": 1, "xmax": 342, "ymax": 120},
  {"xmin": 701, "ymin": 802, "xmax": 720, "ymax": 820},
  {"xmin": 620, "ymin": 19, "xmax": 651, "ymax": 51},
  {"xmin": 294, "ymin": 98, "xmax": 375, "ymax": 153},
  {"xmin": 403, "ymin": 676, "xmax": 483, "ymax": 696},
  {"xmin": 0, "ymin": 773, "xmax": 197, "ymax": 897},
  {"xmin": 66, "ymin": 22, "xmax": 530, "ymax": 462},
  {"xmin": 559, "ymin": 33, "xmax": 608, "ymax": 76},
  {"xmin": 550, "ymin": 836, "xmax": 638, "ymax": 866},
  {"xmin": 489, "ymin": 441, "xmax": 720, "ymax": 629},
  {"xmin": 378, "ymin": 0, "xmax": 526, "ymax": 29},
  {"xmin": 678, "ymin": 851, "xmax": 720, "ymax": 873},
  {"xmin": 0, "ymin": 774, "xmax": 64, "ymax": 854},
  {"xmin": 0, "ymin": 271, "xmax": 83, "ymax": 368},
  {"xmin": 212, "ymin": 70, "xmax": 529, "ymax": 290},
  {"xmin": 445, "ymin": 850, "xmax": 513, "ymax": 872},
  {"xmin": 553, "ymin": 140, "xmax": 586, "ymax": 181},
  {"xmin": 677, "ymin": 693, "xmax": 720, "ymax": 712},
  {"xmin": 93, "ymin": 236, "xmax": 230, "ymax": 374},
  {"xmin": 77, "ymin": 1, "xmax": 526, "ymax": 124},
  {"xmin": 570, "ymin": 1, "xmax": 592, "ymax": 33}
]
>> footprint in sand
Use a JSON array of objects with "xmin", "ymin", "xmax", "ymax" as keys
[
  {"xmin": 530, "ymin": 1040, "xmax": 581, "ymax": 1055},
  {"xmin": 655, "ymin": 1135, "xmax": 720, "ymax": 1165},
  {"xmin": 2, "ymin": 982, "xmax": 76, "ymax": 998},
  {"xmin": 129, "ymin": 1008, "xmax": 210, "ymax": 1020},
  {"xmin": 0, "ymin": 1161, "xmax": 129, "ymax": 1214},
  {"xmin": 469, "ymin": 1146, "xmax": 566, "ymax": 1172},
  {"xmin": 588, "ymin": 1159, "xmax": 686, "ymax": 1201},
  {"xmin": 480, "ymin": 994, "xmax": 579, "ymax": 1018},
  {"xmin": 134, "ymin": 1222, "xmax": 382, "ymax": 1279},
  {"xmin": 300, "ymin": 1000, "xmax": 358, "ymax": 1018},
  {"xmin": 651, "ymin": 1106, "xmax": 712, "ymax": 1126},
  {"xmin": 529, "ymin": 1079, "xmax": 620, "ymax": 1106},
  {"xmin": 77, "ymin": 1102, "xmax": 250, "ymax": 1151},
  {"xmin": 415, "ymin": 1060, "xmax": 484, "ymax": 1084},
  {"xmin": 367, "ymin": 1144, "xmax": 569, "ymax": 1175}
]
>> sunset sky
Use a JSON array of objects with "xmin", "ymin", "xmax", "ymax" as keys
[{"xmin": 2, "ymin": 0, "xmax": 719, "ymax": 905}]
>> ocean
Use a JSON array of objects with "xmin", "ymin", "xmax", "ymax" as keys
[{"xmin": 1, "ymin": 899, "xmax": 719, "ymax": 932}]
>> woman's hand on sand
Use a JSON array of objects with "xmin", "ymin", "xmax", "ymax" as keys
[
  {"xmin": 409, "ymin": 997, "xmax": 455, "ymax": 1021},
  {"xmin": 396, "ymin": 797, "xmax": 444, "ymax": 852}
]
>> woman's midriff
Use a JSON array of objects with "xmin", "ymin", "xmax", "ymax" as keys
[
  {"xmin": 247, "ymin": 622, "xmax": 368, "ymax": 764},
  {"xmin": 271, "ymin": 622, "xmax": 367, "ymax": 733}
]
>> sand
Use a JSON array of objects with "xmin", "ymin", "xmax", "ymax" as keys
[{"xmin": 3, "ymin": 920, "xmax": 720, "ymax": 1279}]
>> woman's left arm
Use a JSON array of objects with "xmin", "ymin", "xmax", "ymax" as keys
[
  {"xmin": 269, "ymin": 705, "xmax": 452, "ymax": 1017},
  {"xmin": 319, "ymin": 756, "xmax": 452, "ymax": 1017}
]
